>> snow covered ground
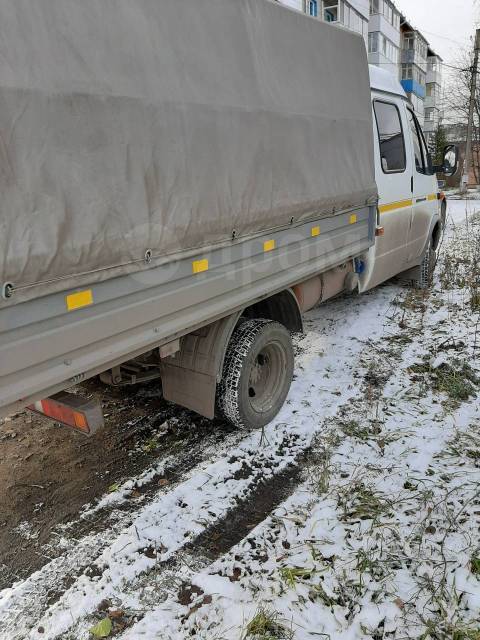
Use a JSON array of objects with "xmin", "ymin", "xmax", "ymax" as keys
[{"xmin": 1, "ymin": 198, "xmax": 479, "ymax": 640}]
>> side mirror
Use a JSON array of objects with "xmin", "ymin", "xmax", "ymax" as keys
[{"xmin": 435, "ymin": 145, "xmax": 459, "ymax": 177}]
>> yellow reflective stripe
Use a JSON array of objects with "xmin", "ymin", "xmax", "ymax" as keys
[
  {"xmin": 427, "ymin": 193, "xmax": 438, "ymax": 201},
  {"xmin": 66, "ymin": 289, "xmax": 93, "ymax": 312},
  {"xmin": 378, "ymin": 199, "xmax": 413, "ymax": 214},
  {"xmin": 263, "ymin": 239, "xmax": 276, "ymax": 252},
  {"xmin": 192, "ymin": 259, "xmax": 209, "ymax": 274},
  {"xmin": 311, "ymin": 226, "xmax": 321, "ymax": 237},
  {"xmin": 349, "ymin": 214, "xmax": 358, "ymax": 224}
]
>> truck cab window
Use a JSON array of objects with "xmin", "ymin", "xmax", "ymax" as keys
[
  {"xmin": 373, "ymin": 101, "xmax": 406, "ymax": 173},
  {"xmin": 407, "ymin": 109, "xmax": 432, "ymax": 175}
]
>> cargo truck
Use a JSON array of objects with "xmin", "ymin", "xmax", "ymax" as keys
[{"xmin": 0, "ymin": 0, "xmax": 458, "ymax": 433}]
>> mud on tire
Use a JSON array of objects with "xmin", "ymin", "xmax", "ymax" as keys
[{"xmin": 217, "ymin": 319, "xmax": 294, "ymax": 429}]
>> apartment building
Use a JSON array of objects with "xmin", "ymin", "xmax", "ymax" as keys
[
  {"xmin": 367, "ymin": 0, "xmax": 401, "ymax": 77},
  {"xmin": 278, "ymin": 0, "xmax": 369, "ymax": 42},
  {"xmin": 424, "ymin": 48, "xmax": 444, "ymax": 147},
  {"xmin": 277, "ymin": 0, "xmax": 443, "ymax": 131},
  {"xmin": 399, "ymin": 17, "xmax": 428, "ymax": 124}
]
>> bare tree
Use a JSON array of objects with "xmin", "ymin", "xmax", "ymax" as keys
[{"xmin": 444, "ymin": 48, "xmax": 480, "ymax": 184}]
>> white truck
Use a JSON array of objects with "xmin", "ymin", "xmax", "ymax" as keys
[{"xmin": 0, "ymin": 0, "xmax": 457, "ymax": 433}]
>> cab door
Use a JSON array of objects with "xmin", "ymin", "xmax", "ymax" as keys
[
  {"xmin": 406, "ymin": 108, "xmax": 439, "ymax": 264},
  {"xmin": 363, "ymin": 98, "xmax": 412, "ymax": 290}
]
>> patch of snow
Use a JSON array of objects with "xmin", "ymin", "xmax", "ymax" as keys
[{"xmin": 1, "ymin": 199, "xmax": 480, "ymax": 640}]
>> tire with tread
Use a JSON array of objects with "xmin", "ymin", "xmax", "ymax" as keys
[
  {"xmin": 412, "ymin": 240, "xmax": 435, "ymax": 290},
  {"xmin": 217, "ymin": 319, "xmax": 294, "ymax": 429},
  {"xmin": 441, "ymin": 199, "xmax": 447, "ymax": 228}
]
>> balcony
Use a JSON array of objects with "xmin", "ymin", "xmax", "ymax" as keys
[
  {"xmin": 400, "ymin": 79, "xmax": 426, "ymax": 99},
  {"xmin": 368, "ymin": 12, "xmax": 400, "ymax": 47},
  {"xmin": 424, "ymin": 106, "xmax": 441, "ymax": 133},
  {"xmin": 401, "ymin": 48, "xmax": 427, "ymax": 65},
  {"xmin": 426, "ymin": 68, "xmax": 442, "ymax": 85},
  {"xmin": 401, "ymin": 48, "xmax": 414, "ymax": 63}
]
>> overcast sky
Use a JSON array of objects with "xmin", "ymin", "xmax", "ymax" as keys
[{"xmin": 395, "ymin": 0, "xmax": 476, "ymax": 64}]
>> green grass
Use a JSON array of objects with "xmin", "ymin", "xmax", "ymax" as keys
[
  {"xmin": 339, "ymin": 419, "xmax": 372, "ymax": 441},
  {"xmin": 470, "ymin": 290, "xmax": 480, "ymax": 312},
  {"xmin": 242, "ymin": 607, "xmax": 294, "ymax": 640},
  {"xmin": 452, "ymin": 631, "xmax": 480, "ymax": 640},
  {"xmin": 312, "ymin": 463, "xmax": 331, "ymax": 495},
  {"xmin": 306, "ymin": 430, "xmax": 342, "ymax": 495},
  {"xmin": 279, "ymin": 567, "xmax": 314, "ymax": 589},
  {"xmin": 309, "ymin": 581, "xmax": 336, "ymax": 607},
  {"xmin": 439, "ymin": 220, "xmax": 480, "ymax": 306},
  {"xmin": 420, "ymin": 623, "xmax": 480, "ymax": 640},
  {"xmin": 410, "ymin": 358, "xmax": 479, "ymax": 405},
  {"xmin": 444, "ymin": 431, "xmax": 480, "ymax": 460},
  {"xmin": 338, "ymin": 482, "xmax": 392, "ymax": 522},
  {"xmin": 471, "ymin": 555, "xmax": 480, "ymax": 576}
]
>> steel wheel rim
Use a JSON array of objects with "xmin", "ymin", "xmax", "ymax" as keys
[{"xmin": 247, "ymin": 340, "xmax": 287, "ymax": 415}]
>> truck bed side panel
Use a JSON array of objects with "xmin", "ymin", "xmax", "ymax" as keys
[{"xmin": 0, "ymin": 208, "xmax": 375, "ymax": 416}]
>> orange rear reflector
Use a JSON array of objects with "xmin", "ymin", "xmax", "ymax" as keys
[
  {"xmin": 28, "ymin": 392, "xmax": 104, "ymax": 436},
  {"xmin": 73, "ymin": 411, "xmax": 88, "ymax": 430}
]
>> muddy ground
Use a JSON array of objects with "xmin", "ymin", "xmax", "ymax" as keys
[{"xmin": 0, "ymin": 380, "xmax": 235, "ymax": 590}]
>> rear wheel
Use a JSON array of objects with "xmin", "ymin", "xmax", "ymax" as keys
[
  {"xmin": 217, "ymin": 319, "xmax": 294, "ymax": 429},
  {"xmin": 441, "ymin": 199, "xmax": 447, "ymax": 228},
  {"xmin": 412, "ymin": 240, "xmax": 435, "ymax": 290}
]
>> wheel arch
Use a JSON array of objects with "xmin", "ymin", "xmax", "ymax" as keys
[
  {"xmin": 242, "ymin": 289, "xmax": 304, "ymax": 334},
  {"xmin": 159, "ymin": 288, "xmax": 302, "ymax": 420}
]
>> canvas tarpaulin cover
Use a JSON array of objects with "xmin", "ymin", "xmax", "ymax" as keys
[{"xmin": 0, "ymin": 0, "xmax": 377, "ymax": 304}]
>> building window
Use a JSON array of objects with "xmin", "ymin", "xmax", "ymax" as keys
[
  {"xmin": 402, "ymin": 63, "xmax": 426, "ymax": 86},
  {"xmin": 416, "ymin": 66, "xmax": 426, "ymax": 86},
  {"xmin": 373, "ymin": 101, "xmax": 407, "ymax": 173},
  {"xmin": 369, "ymin": 32, "xmax": 399, "ymax": 63},
  {"xmin": 324, "ymin": 0, "xmax": 339, "ymax": 22},
  {"xmin": 370, "ymin": 0, "xmax": 400, "ymax": 28},
  {"xmin": 343, "ymin": 1, "xmax": 368, "ymax": 37},
  {"xmin": 403, "ymin": 33, "xmax": 427, "ymax": 60},
  {"xmin": 427, "ymin": 58, "xmax": 441, "ymax": 77},
  {"xmin": 425, "ymin": 108, "xmax": 435, "ymax": 122},
  {"xmin": 403, "ymin": 34, "xmax": 414, "ymax": 50},
  {"xmin": 307, "ymin": 0, "xmax": 318, "ymax": 17},
  {"xmin": 383, "ymin": 0, "xmax": 392, "ymax": 23}
]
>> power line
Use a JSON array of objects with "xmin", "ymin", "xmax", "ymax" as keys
[
  {"xmin": 441, "ymin": 62, "xmax": 471, "ymax": 72},
  {"xmin": 368, "ymin": 61, "xmax": 470, "ymax": 72},
  {"xmin": 412, "ymin": 28, "xmax": 472, "ymax": 48}
]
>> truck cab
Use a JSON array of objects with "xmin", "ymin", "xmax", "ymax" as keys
[{"xmin": 360, "ymin": 66, "xmax": 447, "ymax": 292}]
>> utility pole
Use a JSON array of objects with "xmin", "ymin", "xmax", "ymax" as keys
[{"xmin": 462, "ymin": 28, "xmax": 480, "ymax": 194}]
